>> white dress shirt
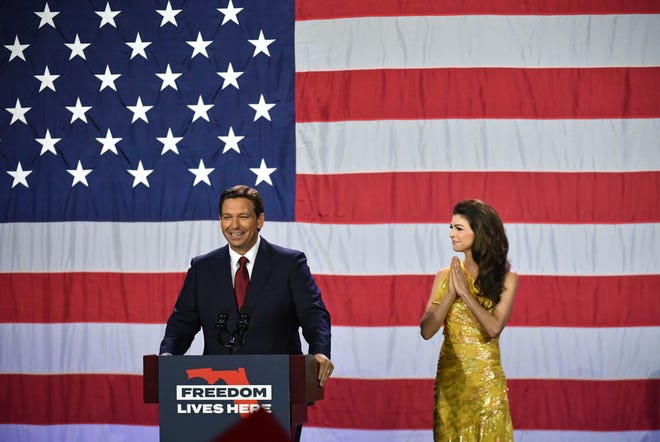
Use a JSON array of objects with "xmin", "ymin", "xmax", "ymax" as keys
[{"xmin": 228, "ymin": 236, "xmax": 260, "ymax": 287}]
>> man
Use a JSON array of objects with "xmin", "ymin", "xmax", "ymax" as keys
[{"xmin": 160, "ymin": 185, "xmax": 334, "ymax": 386}]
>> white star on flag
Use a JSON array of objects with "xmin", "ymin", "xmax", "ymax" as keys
[
  {"xmin": 2, "ymin": 1, "xmax": 296, "ymax": 217},
  {"xmin": 250, "ymin": 158, "xmax": 277, "ymax": 186},
  {"xmin": 7, "ymin": 162, "xmax": 32, "ymax": 188},
  {"xmin": 157, "ymin": 128, "xmax": 183, "ymax": 155},
  {"xmin": 6, "ymin": 98, "xmax": 31, "ymax": 125},
  {"xmin": 186, "ymin": 32, "xmax": 212, "ymax": 59},
  {"xmin": 5, "ymin": 36, "xmax": 29, "ymax": 61},
  {"xmin": 127, "ymin": 97, "xmax": 153, "ymax": 123},
  {"xmin": 156, "ymin": 1, "xmax": 182, "ymax": 27},
  {"xmin": 34, "ymin": 66, "xmax": 60, "ymax": 92},
  {"xmin": 36, "ymin": 129, "xmax": 61, "ymax": 156},
  {"xmin": 156, "ymin": 64, "xmax": 182, "ymax": 91},
  {"xmin": 248, "ymin": 29, "xmax": 275, "ymax": 57},
  {"xmin": 126, "ymin": 33, "xmax": 151, "ymax": 59},
  {"xmin": 66, "ymin": 98, "xmax": 92, "ymax": 123},
  {"xmin": 95, "ymin": 65, "xmax": 121, "ymax": 91},
  {"xmin": 66, "ymin": 161, "xmax": 93, "ymax": 187},
  {"xmin": 96, "ymin": 129, "xmax": 122, "ymax": 155},
  {"xmin": 188, "ymin": 96, "xmax": 214, "ymax": 122},
  {"xmin": 95, "ymin": 2, "xmax": 120, "ymax": 28},
  {"xmin": 217, "ymin": 62, "xmax": 243, "ymax": 90},
  {"xmin": 127, "ymin": 161, "xmax": 153, "ymax": 188},
  {"xmin": 218, "ymin": 0, "xmax": 243, "ymax": 25},
  {"xmin": 65, "ymin": 34, "xmax": 89, "ymax": 60},
  {"xmin": 34, "ymin": 3, "xmax": 59, "ymax": 29},
  {"xmin": 218, "ymin": 127, "xmax": 244, "ymax": 153},
  {"xmin": 249, "ymin": 94, "xmax": 275, "ymax": 121},
  {"xmin": 188, "ymin": 159, "xmax": 215, "ymax": 186}
]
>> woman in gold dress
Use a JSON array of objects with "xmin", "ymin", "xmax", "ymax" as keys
[{"xmin": 420, "ymin": 200, "xmax": 518, "ymax": 441}]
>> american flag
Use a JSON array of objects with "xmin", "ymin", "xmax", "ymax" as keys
[{"xmin": 1, "ymin": 1, "xmax": 659, "ymax": 441}]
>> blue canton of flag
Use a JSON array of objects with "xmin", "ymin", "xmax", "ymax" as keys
[{"xmin": 0, "ymin": 0, "xmax": 295, "ymax": 222}]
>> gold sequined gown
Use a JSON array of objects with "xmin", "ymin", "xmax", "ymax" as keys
[{"xmin": 432, "ymin": 269, "xmax": 513, "ymax": 441}]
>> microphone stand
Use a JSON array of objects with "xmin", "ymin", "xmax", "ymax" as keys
[{"xmin": 215, "ymin": 312, "xmax": 250, "ymax": 354}]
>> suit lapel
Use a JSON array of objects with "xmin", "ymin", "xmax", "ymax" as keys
[
  {"xmin": 211, "ymin": 246, "xmax": 235, "ymax": 310},
  {"xmin": 243, "ymin": 238, "xmax": 276, "ymax": 313}
]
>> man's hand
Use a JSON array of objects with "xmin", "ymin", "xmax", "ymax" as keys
[{"xmin": 313, "ymin": 353, "xmax": 334, "ymax": 387}]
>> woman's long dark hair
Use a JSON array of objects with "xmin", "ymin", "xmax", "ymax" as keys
[{"xmin": 453, "ymin": 200, "xmax": 510, "ymax": 304}]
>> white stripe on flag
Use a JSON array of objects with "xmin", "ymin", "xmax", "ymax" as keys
[
  {"xmin": 0, "ymin": 424, "xmax": 158, "ymax": 442},
  {"xmin": 2, "ymin": 222, "xmax": 659, "ymax": 275},
  {"xmin": 295, "ymin": 15, "xmax": 660, "ymax": 71},
  {"xmin": 301, "ymin": 428, "xmax": 660, "ymax": 442},
  {"xmin": 296, "ymin": 119, "xmax": 660, "ymax": 174},
  {"xmin": 0, "ymin": 425, "xmax": 656, "ymax": 442},
  {"xmin": 3, "ymin": 323, "xmax": 658, "ymax": 380}
]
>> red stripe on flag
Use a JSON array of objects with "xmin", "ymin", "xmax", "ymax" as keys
[
  {"xmin": 296, "ymin": 172, "xmax": 660, "ymax": 224},
  {"xmin": 306, "ymin": 378, "xmax": 660, "ymax": 430},
  {"xmin": 508, "ymin": 379, "xmax": 660, "ymax": 431},
  {"xmin": 317, "ymin": 274, "xmax": 660, "ymax": 327},
  {"xmin": 2, "ymin": 273, "xmax": 658, "ymax": 327},
  {"xmin": 296, "ymin": 0, "xmax": 660, "ymax": 20},
  {"xmin": 510, "ymin": 275, "xmax": 660, "ymax": 327},
  {"xmin": 0, "ymin": 272, "xmax": 182, "ymax": 324},
  {"xmin": 296, "ymin": 68, "xmax": 660, "ymax": 122},
  {"xmin": 0, "ymin": 374, "xmax": 158, "ymax": 425},
  {"xmin": 3, "ymin": 375, "xmax": 656, "ymax": 430}
]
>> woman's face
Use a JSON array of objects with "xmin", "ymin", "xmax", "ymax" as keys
[{"xmin": 449, "ymin": 214, "xmax": 475, "ymax": 253}]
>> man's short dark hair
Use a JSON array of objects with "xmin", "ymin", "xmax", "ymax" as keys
[{"xmin": 218, "ymin": 185, "xmax": 265, "ymax": 218}]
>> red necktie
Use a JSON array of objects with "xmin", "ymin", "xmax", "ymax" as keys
[{"xmin": 234, "ymin": 256, "xmax": 249, "ymax": 310}]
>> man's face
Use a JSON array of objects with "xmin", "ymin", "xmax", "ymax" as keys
[{"xmin": 220, "ymin": 197, "xmax": 264, "ymax": 255}]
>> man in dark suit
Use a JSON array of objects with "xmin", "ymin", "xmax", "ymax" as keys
[{"xmin": 159, "ymin": 184, "xmax": 334, "ymax": 388}]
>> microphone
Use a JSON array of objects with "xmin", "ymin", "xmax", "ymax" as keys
[
  {"xmin": 214, "ymin": 310, "xmax": 250, "ymax": 354},
  {"xmin": 215, "ymin": 311, "xmax": 229, "ymax": 343},
  {"xmin": 236, "ymin": 313, "xmax": 250, "ymax": 347}
]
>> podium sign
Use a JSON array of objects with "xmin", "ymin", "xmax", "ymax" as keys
[{"xmin": 158, "ymin": 355, "xmax": 291, "ymax": 442}]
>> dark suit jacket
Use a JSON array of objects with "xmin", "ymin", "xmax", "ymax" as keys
[{"xmin": 159, "ymin": 237, "xmax": 331, "ymax": 357}]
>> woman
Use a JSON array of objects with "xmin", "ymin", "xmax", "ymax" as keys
[{"xmin": 420, "ymin": 200, "xmax": 518, "ymax": 441}]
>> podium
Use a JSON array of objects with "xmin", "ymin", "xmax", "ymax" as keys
[{"xmin": 143, "ymin": 354, "xmax": 323, "ymax": 442}]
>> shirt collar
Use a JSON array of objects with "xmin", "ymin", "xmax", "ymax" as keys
[{"xmin": 228, "ymin": 236, "xmax": 260, "ymax": 268}]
